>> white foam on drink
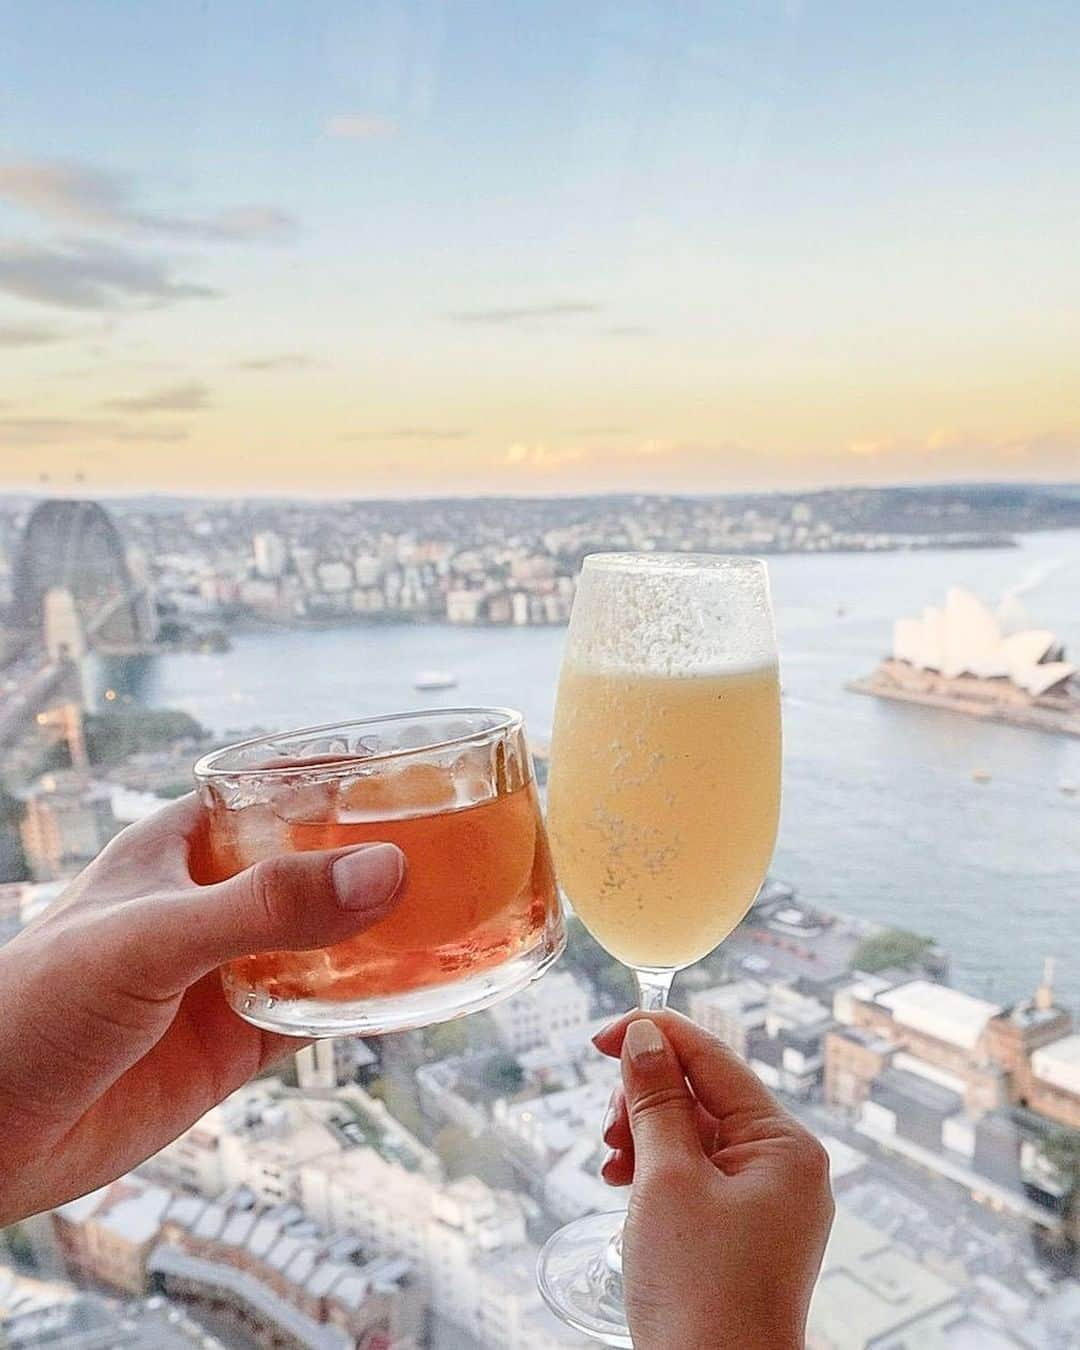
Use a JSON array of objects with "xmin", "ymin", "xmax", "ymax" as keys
[{"xmin": 564, "ymin": 553, "xmax": 777, "ymax": 677}]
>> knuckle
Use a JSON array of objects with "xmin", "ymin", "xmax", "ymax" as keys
[
  {"xmin": 628, "ymin": 1085, "xmax": 691, "ymax": 1124},
  {"xmin": 780, "ymin": 1129, "xmax": 832, "ymax": 1187},
  {"xmin": 247, "ymin": 859, "xmax": 285, "ymax": 936},
  {"xmin": 799, "ymin": 1133, "xmax": 832, "ymax": 1181}
]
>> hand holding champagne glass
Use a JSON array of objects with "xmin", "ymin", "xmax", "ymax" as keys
[{"xmin": 538, "ymin": 553, "xmax": 781, "ymax": 1346}]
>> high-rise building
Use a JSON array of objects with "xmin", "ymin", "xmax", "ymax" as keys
[
  {"xmin": 19, "ymin": 773, "xmax": 117, "ymax": 881},
  {"xmin": 295, "ymin": 1040, "xmax": 336, "ymax": 1091},
  {"xmin": 687, "ymin": 979, "xmax": 767, "ymax": 1058},
  {"xmin": 488, "ymin": 971, "xmax": 591, "ymax": 1054},
  {"xmin": 252, "ymin": 531, "xmax": 287, "ymax": 579}
]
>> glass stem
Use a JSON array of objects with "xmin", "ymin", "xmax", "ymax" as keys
[
  {"xmin": 594, "ymin": 969, "xmax": 677, "ymax": 1285},
  {"xmin": 633, "ymin": 967, "xmax": 674, "ymax": 1012}
]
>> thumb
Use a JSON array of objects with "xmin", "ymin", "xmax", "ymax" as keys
[
  {"xmin": 119, "ymin": 842, "xmax": 407, "ymax": 995},
  {"xmin": 621, "ymin": 1017, "xmax": 703, "ymax": 1173}
]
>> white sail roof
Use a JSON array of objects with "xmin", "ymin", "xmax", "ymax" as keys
[{"xmin": 891, "ymin": 587, "xmax": 1075, "ymax": 695}]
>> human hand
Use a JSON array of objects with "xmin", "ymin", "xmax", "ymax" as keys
[
  {"xmin": 0, "ymin": 795, "xmax": 405, "ymax": 1225},
  {"xmin": 594, "ymin": 1011, "xmax": 834, "ymax": 1350}
]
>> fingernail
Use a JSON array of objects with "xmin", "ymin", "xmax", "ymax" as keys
[
  {"xmin": 332, "ymin": 844, "xmax": 406, "ymax": 910},
  {"xmin": 591, "ymin": 1018, "xmax": 619, "ymax": 1046},
  {"xmin": 600, "ymin": 1149, "xmax": 617, "ymax": 1177},
  {"xmin": 624, "ymin": 1018, "xmax": 665, "ymax": 1063}
]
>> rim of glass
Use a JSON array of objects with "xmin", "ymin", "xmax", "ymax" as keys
[
  {"xmin": 193, "ymin": 707, "xmax": 524, "ymax": 781},
  {"xmin": 581, "ymin": 551, "xmax": 767, "ymax": 573}
]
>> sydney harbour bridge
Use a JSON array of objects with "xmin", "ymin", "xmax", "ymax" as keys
[{"xmin": 0, "ymin": 500, "xmax": 158, "ymax": 754}]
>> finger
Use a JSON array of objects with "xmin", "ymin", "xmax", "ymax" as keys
[
  {"xmin": 601, "ymin": 1148, "xmax": 633, "ymax": 1187},
  {"xmin": 91, "ymin": 794, "xmax": 205, "ymax": 890},
  {"xmin": 602, "ymin": 1088, "xmax": 626, "ymax": 1147},
  {"xmin": 620, "ymin": 1018, "xmax": 703, "ymax": 1173},
  {"xmin": 604, "ymin": 1086, "xmax": 718, "ymax": 1156},
  {"xmin": 107, "ymin": 842, "xmax": 407, "ymax": 996},
  {"xmin": 599, "ymin": 1009, "xmax": 790, "ymax": 1146}
]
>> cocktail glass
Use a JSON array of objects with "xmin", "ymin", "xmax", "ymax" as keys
[
  {"xmin": 194, "ymin": 708, "xmax": 565, "ymax": 1037},
  {"xmin": 537, "ymin": 554, "xmax": 781, "ymax": 1345}
]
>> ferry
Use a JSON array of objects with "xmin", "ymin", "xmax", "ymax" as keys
[{"xmin": 413, "ymin": 670, "xmax": 458, "ymax": 692}]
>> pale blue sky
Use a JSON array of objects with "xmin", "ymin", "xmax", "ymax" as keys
[{"xmin": 1, "ymin": 0, "xmax": 1078, "ymax": 492}]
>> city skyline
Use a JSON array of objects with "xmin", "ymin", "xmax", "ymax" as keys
[{"xmin": 2, "ymin": 1, "xmax": 1079, "ymax": 494}]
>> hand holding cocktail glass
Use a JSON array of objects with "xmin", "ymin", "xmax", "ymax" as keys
[
  {"xmin": 539, "ymin": 553, "xmax": 782, "ymax": 1346},
  {"xmin": 194, "ymin": 709, "xmax": 564, "ymax": 1037}
]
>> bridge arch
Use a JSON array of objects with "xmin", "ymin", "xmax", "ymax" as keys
[{"xmin": 10, "ymin": 500, "xmax": 155, "ymax": 650}]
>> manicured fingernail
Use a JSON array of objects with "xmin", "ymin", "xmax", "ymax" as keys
[
  {"xmin": 600, "ymin": 1149, "xmax": 617, "ymax": 1176},
  {"xmin": 591, "ymin": 1018, "xmax": 619, "ymax": 1046},
  {"xmin": 332, "ymin": 844, "xmax": 406, "ymax": 910},
  {"xmin": 624, "ymin": 1018, "xmax": 665, "ymax": 1063},
  {"xmin": 602, "ymin": 1097, "xmax": 618, "ymax": 1141}
]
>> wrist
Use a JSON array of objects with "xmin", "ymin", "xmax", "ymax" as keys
[{"xmin": 640, "ymin": 1310, "xmax": 803, "ymax": 1350}]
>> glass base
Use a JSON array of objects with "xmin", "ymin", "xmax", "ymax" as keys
[
  {"xmin": 227, "ymin": 927, "xmax": 566, "ymax": 1037},
  {"xmin": 537, "ymin": 1210, "xmax": 632, "ymax": 1347}
]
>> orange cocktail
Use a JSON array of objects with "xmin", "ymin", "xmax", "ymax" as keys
[{"xmin": 194, "ymin": 710, "xmax": 564, "ymax": 1036}]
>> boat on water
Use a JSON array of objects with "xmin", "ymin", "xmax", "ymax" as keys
[
  {"xmin": 413, "ymin": 670, "xmax": 458, "ymax": 692},
  {"xmin": 972, "ymin": 768, "xmax": 992, "ymax": 784},
  {"xmin": 1061, "ymin": 781, "xmax": 1078, "ymax": 796}
]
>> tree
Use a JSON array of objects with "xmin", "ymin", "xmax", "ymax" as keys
[
  {"xmin": 852, "ymin": 928, "xmax": 933, "ymax": 974},
  {"xmin": 434, "ymin": 1124, "xmax": 516, "ymax": 1188},
  {"xmin": 83, "ymin": 708, "xmax": 208, "ymax": 766},
  {"xmin": 0, "ymin": 781, "xmax": 29, "ymax": 882},
  {"xmin": 486, "ymin": 1053, "xmax": 524, "ymax": 1096},
  {"xmin": 424, "ymin": 1019, "xmax": 469, "ymax": 1060},
  {"xmin": 2, "ymin": 1223, "xmax": 34, "ymax": 1269},
  {"xmin": 368, "ymin": 1075, "xmax": 426, "ymax": 1138},
  {"xmin": 434, "ymin": 1124, "xmax": 474, "ymax": 1175}
]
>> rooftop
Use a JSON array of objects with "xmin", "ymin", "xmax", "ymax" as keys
[
  {"xmin": 872, "ymin": 1066, "xmax": 964, "ymax": 1116},
  {"xmin": 830, "ymin": 1023, "xmax": 899, "ymax": 1055},
  {"xmin": 147, "ymin": 1244, "xmax": 352, "ymax": 1350},
  {"xmin": 876, "ymin": 980, "xmax": 1001, "ymax": 1050},
  {"xmin": 1030, "ymin": 1032, "xmax": 1080, "ymax": 1097},
  {"xmin": 689, "ymin": 979, "xmax": 767, "ymax": 1012},
  {"xmin": 807, "ymin": 1207, "xmax": 960, "ymax": 1347}
]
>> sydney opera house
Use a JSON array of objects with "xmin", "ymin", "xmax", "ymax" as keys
[{"xmin": 851, "ymin": 587, "xmax": 1080, "ymax": 736}]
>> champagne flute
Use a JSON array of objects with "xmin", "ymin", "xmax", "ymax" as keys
[{"xmin": 537, "ymin": 553, "xmax": 781, "ymax": 1346}]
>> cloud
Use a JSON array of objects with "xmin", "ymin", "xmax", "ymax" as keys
[
  {"xmin": 447, "ymin": 301, "xmax": 603, "ymax": 325},
  {"xmin": 0, "ymin": 415, "xmax": 189, "ymax": 447},
  {"xmin": 0, "ymin": 239, "xmax": 218, "ymax": 311},
  {"xmin": 344, "ymin": 426, "xmax": 470, "ymax": 442},
  {"xmin": 503, "ymin": 442, "xmax": 586, "ymax": 470},
  {"xmin": 0, "ymin": 159, "xmax": 296, "ymax": 242},
  {"xmin": 325, "ymin": 115, "xmax": 397, "ymax": 140},
  {"xmin": 604, "ymin": 324, "xmax": 652, "ymax": 338},
  {"xmin": 0, "ymin": 321, "xmax": 67, "ymax": 346},
  {"xmin": 234, "ymin": 353, "xmax": 322, "ymax": 372},
  {"xmin": 102, "ymin": 380, "xmax": 212, "ymax": 413}
]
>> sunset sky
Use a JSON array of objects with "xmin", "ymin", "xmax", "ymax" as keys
[{"xmin": 1, "ymin": 0, "xmax": 1078, "ymax": 495}]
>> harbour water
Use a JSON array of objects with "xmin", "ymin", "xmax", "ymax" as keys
[{"xmin": 124, "ymin": 532, "xmax": 1080, "ymax": 1009}]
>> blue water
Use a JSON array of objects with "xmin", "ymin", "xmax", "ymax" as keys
[{"xmin": 129, "ymin": 533, "xmax": 1080, "ymax": 1009}]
